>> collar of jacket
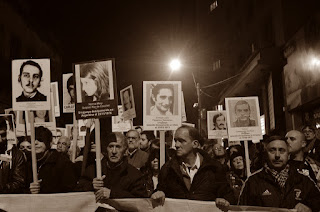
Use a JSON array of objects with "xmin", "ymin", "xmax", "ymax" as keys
[{"xmin": 168, "ymin": 149, "xmax": 221, "ymax": 179}]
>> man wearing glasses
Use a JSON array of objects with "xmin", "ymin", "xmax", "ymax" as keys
[
  {"xmin": 0, "ymin": 117, "xmax": 26, "ymax": 193},
  {"xmin": 126, "ymin": 129, "xmax": 148, "ymax": 169}
]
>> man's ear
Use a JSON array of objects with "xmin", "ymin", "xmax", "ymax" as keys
[
  {"xmin": 302, "ymin": 140, "xmax": 307, "ymax": 148},
  {"xmin": 192, "ymin": 140, "xmax": 200, "ymax": 148},
  {"xmin": 151, "ymin": 94, "xmax": 156, "ymax": 103},
  {"xmin": 18, "ymin": 75, "xmax": 21, "ymax": 82}
]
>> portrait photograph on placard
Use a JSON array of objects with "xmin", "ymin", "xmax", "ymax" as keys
[
  {"xmin": 143, "ymin": 81, "xmax": 181, "ymax": 131},
  {"xmin": 207, "ymin": 111, "xmax": 228, "ymax": 139},
  {"xmin": 51, "ymin": 82, "xmax": 60, "ymax": 117},
  {"xmin": 26, "ymin": 92, "xmax": 57, "ymax": 137},
  {"xmin": 0, "ymin": 114, "xmax": 17, "ymax": 146},
  {"xmin": 4, "ymin": 108, "xmax": 17, "ymax": 128},
  {"xmin": 225, "ymin": 96, "xmax": 262, "ymax": 141},
  {"xmin": 12, "ymin": 59, "xmax": 51, "ymax": 111},
  {"xmin": 15, "ymin": 111, "xmax": 29, "ymax": 136},
  {"xmin": 74, "ymin": 59, "xmax": 118, "ymax": 119},
  {"xmin": 120, "ymin": 85, "xmax": 136, "ymax": 121},
  {"xmin": 63, "ymin": 73, "xmax": 75, "ymax": 113},
  {"xmin": 112, "ymin": 105, "xmax": 132, "ymax": 132}
]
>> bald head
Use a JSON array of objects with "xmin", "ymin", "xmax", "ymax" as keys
[{"xmin": 285, "ymin": 130, "xmax": 306, "ymax": 155}]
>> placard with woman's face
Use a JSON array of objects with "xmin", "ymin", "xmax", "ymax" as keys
[
  {"xmin": 120, "ymin": 85, "xmax": 136, "ymax": 121},
  {"xmin": 74, "ymin": 59, "xmax": 118, "ymax": 119}
]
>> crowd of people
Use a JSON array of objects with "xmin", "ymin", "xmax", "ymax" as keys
[{"xmin": 0, "ymin": 115, "xmax": 320, "ymax": 212}]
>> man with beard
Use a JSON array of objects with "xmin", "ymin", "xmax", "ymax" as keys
[
  {"xmin": 28, "ymin": 126, "xmax": 77, "ymax": 193},
  {"xmin": 212, "ymin": 113, "xmax": 226, "ymax": 130},
  {"xmin": 151, "ymin": 126, "xmax": 235, "ymax": 211},
  {"xmin": 16, "ymin": 60, "xmax": 47, "ymax": 102},
  {"xmin": 0, "ymin": 117, "xmax": 26, "ymax": 193},
  {"xmin": 239, "ymin": 136, "xmax": 320, "ymax": 212}
]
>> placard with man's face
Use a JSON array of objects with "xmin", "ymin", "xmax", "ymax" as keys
[
  {"xmin": 207, "ymin": 111, "xmax": 228, "ymax": 139},
  {"xmin": 120, "ymin": 85, "xmax": 136, "ymax": 121},
  {"xmin": 225, "ymin": 96, "xmax": 262, "ymax": 141},
  {"xmin": 12, "ymin": 59, "xmax": 50, "ymax": 111},
  {"xmin": 143, "ymin": 81, "xmax": 181, "ymax": 131},
  {"xmin": 63, "ymin": 73, "xmax": 75, "ymax": 113},
  {"xmin": 51, "ymin": 82, "xmax": 60, "ymax": 117}
]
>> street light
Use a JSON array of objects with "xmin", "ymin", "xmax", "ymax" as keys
[
  {"xmin": 168, "ymin": 59, "xmax": 202, "ymax": 135},
  {"xmin": 169, "ymin": 59, "xmax": 181, "ymax": 72}
]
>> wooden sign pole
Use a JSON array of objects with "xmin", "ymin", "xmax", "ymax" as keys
[
  {"xmin": 95, "ymin": 119, "xmax": 102, "ymax": 178},
  {"xmin": 28, "ymin": 111, "xmax": 38, "ymax": 183},
  {"xmin": 71, "ymin": 113, "xmax": 78, "ymax": 162},
  {"xmin": 159, "ymin": 130, "xmax": 166, "ymax": 168},
  {"xmin": 244, "ymin": 140, "xmax": 251, "ymax": 177}
]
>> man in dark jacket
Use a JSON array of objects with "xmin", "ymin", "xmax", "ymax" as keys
[
  {"xmin": 28, "ymin": 126, "xmax": 77, "ymax": 193},
  {"xmin": 151, "ymin": 126, "xmax": 235, "ymax": 210},
  {"xmin": 239, "ymin": 136, "xmax": 320, "ymax": 212},
  {"xmin": 0, "ymin": 117, "xmax": 26, "ymax": 193},
  {"xmin": 77, "ymin": 132, "xmax": 147, "ymax": 201}
]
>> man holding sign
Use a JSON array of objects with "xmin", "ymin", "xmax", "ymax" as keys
[
  {"xmin": 0, "ymin": 117, "xmax": 26, "ymax": 193},
  {"xmin": 77, "ymin": 132, "xmax": 147, "ymax": 201}
]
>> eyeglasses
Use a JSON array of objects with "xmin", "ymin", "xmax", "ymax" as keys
[{"xmin": 127, "ymin": 136, "xmax": 138, "ymax": 140}]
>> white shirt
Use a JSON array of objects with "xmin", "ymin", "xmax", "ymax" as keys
[{"xmin": 182, "ymin": 153, "xmax": 201, "ymax": 183}]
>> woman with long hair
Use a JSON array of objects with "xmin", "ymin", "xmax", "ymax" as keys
[{"xmin": 80, "ymin": 61, "xmax": 110, "ymax": 102}]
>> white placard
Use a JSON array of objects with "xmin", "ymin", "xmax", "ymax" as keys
[
  {"xmin": 143, "ymin": 81, "xmax": 181, "ymax": 131},
  {"xmin": 12, "ymin": 59, "xmax": 50, "ymax": 111},
  {"xmin": 120, "ymin": 85, "xmax": 136, "ymax": 121},
  {"xmin": 207, "ymin": 110, "xmax": 228, "ymax": 139},
  {"xmin": 225, "ymin": 96, "xmax": 262, "ymax": 141},
  {"xmin": 112, "ymin": 105, "xmax": 132, "ymax": 132},
  {"xmin": 51, "ymin": 82, "xmax": 60, "ymax": 117},
  {"xmin": 63, "ymin": 73, "xmax": 75, "ymax": 113}
]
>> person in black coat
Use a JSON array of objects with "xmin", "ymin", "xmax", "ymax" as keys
[
  {"xmin": 27, "ymin": 126, "xmax": 77, "ymax": 194},
  {"xmin": 151, "ymin": 126, "xmax": 235, "ymax": 211},
  {"xmin": 76, "ymin": 132, "xmax": 148, "ymax": 202}
]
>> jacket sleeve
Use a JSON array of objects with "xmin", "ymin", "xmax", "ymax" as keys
[
  {"xmin": 1, "ymin": 149, "xmax": 26, "ymax": 194},
  {"xmin": 74, "ymin": 164, "xmax": 96, "ymax": 192},
  {"xmin": 154, "ymin": 163, "xmax": 168, "ymax": 194},
  {"xmin": 214, "ymin": 164, "xmax": 236, "ymax": 204},
  {"xmin": 110, "ymin": 174, "xmax": 148, "ymax": 198},
  {"xmin": 238, "ymin": 177, "xmax": 254, "ymax": 206},
  {"xmin": 301, "ymin": 176, "xmax": 320, "ymax": 212}
]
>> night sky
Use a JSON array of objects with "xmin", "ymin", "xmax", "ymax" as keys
[{"xmin": 7, "ymin": 0, "xmax": 219, "ymax": 126}]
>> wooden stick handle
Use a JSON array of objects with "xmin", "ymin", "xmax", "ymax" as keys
[
  {"xmin": 95, "ymin": 119, "xmax": 102, "ymax": 178},
  {"xmin": 28, "ymin": 111, "xmax": 38, "ymax": 183},
  {"xmin": 71, "ymin": 113, "xmax": 78, "ymax": 162},
  {"xmin": 159, "ymin": 130, "xmax": 166, "ymax": 169}
]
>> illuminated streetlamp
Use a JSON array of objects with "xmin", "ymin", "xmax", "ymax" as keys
[{"xmin": 169, "ymin": 59, "xmax": 181, "ymax": 72}]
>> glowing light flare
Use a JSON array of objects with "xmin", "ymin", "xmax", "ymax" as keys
[
  {"xmin": 169, "ymin": 59, "xmax": 181, "ymax": 72},
  {"xmin": 310, "ymin": 57, "xmax": 320, "ymax": 67}
]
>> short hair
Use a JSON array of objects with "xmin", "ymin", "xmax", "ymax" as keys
[
  {"xmin": 67, "ymin": 75, "xmax": 74, "ymax": 92},
  {"xmin": 140, "ymin": 131, "xmax": 155, "ymax": 141},
  {"xmin": 213, "ymin": 113, "xmax": 224, "ymax": 125},
  {"xmin": 126, "ymin": 129, "xmax": 140, "ymax": 139},
  {"xmin": 151, "ymin": 84, "xmax": 174, "ymax": 104},
  {"xmin": 301, "ymin": 124, "xmax": 316, "ymax": 132},
  {"xmin": 35, "ymin": 126, "xmax": 52, "ymax": 150},
  {"xmin": 234, "ymin": 100, "xmax": 250, "ymax": 113},
  {"xmin": 176, "ymin": 126, "xmax": 204, "ymax": 146},
  {"xmin": 19, "ymin": 60, "xmax": 43, "ymax": 79},
  {"xmin": 57, "ymin": 136, "xmax": 71, "ymax": 147},
  {"xmin": 264, "ymin": 135, "xmax": 287, "ymax": 146},
  {"xmin": 80, "ymin": 62, "xmax": 110, "ymax": 100}
]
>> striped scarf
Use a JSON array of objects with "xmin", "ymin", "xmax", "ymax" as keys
[{"xmin": 265, "ymin": 163, "xmax": 289, "ymax": 188}]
